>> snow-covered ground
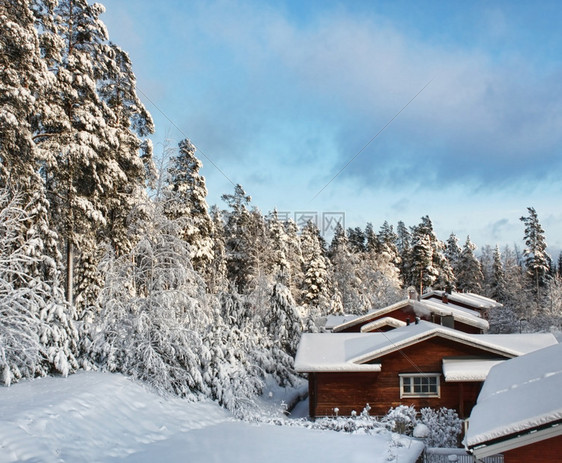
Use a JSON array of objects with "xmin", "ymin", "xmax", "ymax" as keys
[{"xmin": 0, "ymin": 372, "xmax": 423, "ymax": 463}]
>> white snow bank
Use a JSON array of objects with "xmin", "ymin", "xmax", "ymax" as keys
[{"xmin": 0, "ymin": 372, "xmax": 423, "ymax": 463}]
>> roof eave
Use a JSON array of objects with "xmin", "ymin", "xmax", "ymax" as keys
[{"xmin": 469, "ymin": 420, "xmax": 562, "ymax": 459}]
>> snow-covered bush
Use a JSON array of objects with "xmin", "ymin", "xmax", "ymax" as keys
[
  {"xmin": 84, "ymin": 201, "xmax": 212, "ymax": 397},
  {"xmin": 0, "ymin": 191, "xmax": 77, "ymax": 385},
  {"xmin": 419, "ymin": 407, "xmax": 463, "ymax": 448},
  {"xmin": 382, "ymin": 405, "xmax": 418, "ymax": 435}
]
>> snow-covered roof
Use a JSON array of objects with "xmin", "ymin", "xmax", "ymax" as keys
[
  {"xmin": 418, "ymin": 298, "xmax": 482, "ymax": 318},
  {"xmin": 332, "ymin": 298, "xmax": 488, "ymax": 333},
  {"xmin": 295, "ymin": 321, "xmax": 557, "ymax": 374},
  {"xmin": 331, "ymin": 300, "xmax": 411, "ymax": 333},
  {"xmin": 422, "ymin": 290, "xmax": 502, "ymax": 310},
  {"xmin": 294, "ymin": 333, "xmax": 382, "ymax": 372},
  {"xmin": 442, "ymin": 358, "xmax": 504, "ymax": 382},
  {"xmin": 350, "ymin": 322, "xmax": 557, "ymax": 365},
  {"xmin": 361, "ymin": 317, "xmax": 407, "ymax": 332},
  {"xmin": 466, "ymin": 342, "xmax": 562, "ymax": 456},
  {"xmin": 324, "ymin": 314, "xmax": 360, "ymax": 330},
  {"xmin": 412, "ymin": 300, "xmax": 489, "ymax": 331}
]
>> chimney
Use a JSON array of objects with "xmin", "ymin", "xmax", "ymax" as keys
[
  {"xmin": 415, "ymin": 316, "xmax": 420, "ymax": 325},
  {"xmin": 408, "ymin": 287, "xmax": 418, "ymax": 300},
  {"xmin": 406, "ymin": 317, "xmax": 410, "ymax": 326},
  {"xmin": 442, "ymin": 293, "xmax": 449, "ymax": 304}
]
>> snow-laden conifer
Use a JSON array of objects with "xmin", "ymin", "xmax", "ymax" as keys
[
  {"xmin": 520, "ymin": 206, "xmax": 551, "ymax": 302},
  {"xmin": 300, "ymin": 220, "xmax": 337, "ymax": 317},
  {"xmin": 329, "ymin": 224, "xmax": 367, "ymax": 314},
  {"xmin": 0, "ymin": 191, "xmax": 78, "ymax": 385},
  {"xmin": 456, "ymin": 236, "xmax": 484, "ymax": 293},
  {"xmin": 85, "ymin": 199, "xmax": 210, "ymax": 397},
  {"xmin": 164, "ymin": 139, "xmax": 214, "ymax": 282},
  {"xmin": 32, "ymin": 0, "xmax": 154, "ymax": 310}
]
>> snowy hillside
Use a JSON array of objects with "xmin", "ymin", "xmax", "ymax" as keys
[{"xmin": 0, "ymin": 372, "xmax": 423, "ymax": 463}]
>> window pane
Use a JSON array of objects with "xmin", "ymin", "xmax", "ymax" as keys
[{"xmin": 401, "ymin": 375, "xmax": 439, "ymax": 397}]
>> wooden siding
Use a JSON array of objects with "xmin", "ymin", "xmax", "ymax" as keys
[
  {"xmin": 502, "ymin": 434, "xmax": 562, "ymax": 462},
  {"xmin": 309, "ymin": 335, "xmax": 504, "ymax": 418}
]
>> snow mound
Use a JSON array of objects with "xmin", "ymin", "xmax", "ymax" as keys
[{"xmin": 0, "ymin": 372, "xmax": 424, "ymax": 463}]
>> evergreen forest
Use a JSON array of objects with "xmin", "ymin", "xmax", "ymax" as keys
[{"xmin": 1, "ymin": 0, "xmax": 561, "ymax": 414}]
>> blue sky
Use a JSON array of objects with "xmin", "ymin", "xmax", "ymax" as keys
[{"xmin": 100, "ymin": 0, "xmax": 562, "ymax": 256}]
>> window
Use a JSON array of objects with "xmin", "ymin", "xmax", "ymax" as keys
[{"xmin": 400, "ymin": 373, "xmax": 440, "ymax": 398}]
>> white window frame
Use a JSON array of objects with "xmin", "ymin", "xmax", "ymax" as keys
[{"xmin": 399, "ymin": 373, "xmax": 441, "ymax": 398}]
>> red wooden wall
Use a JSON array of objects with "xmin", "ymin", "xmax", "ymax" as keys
[
  {"xmin": 308, "ymin": 336, "xmax": 504, "ymax": 418},
  {"xmin": 502, "ymin": 434, "xmax": 562, "ymax": 462}
]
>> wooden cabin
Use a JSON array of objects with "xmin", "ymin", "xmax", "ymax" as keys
[
  {"xmin": 465, "ymin": 343, "xmax": 562, "ymax": 462},
  {"xmin": 331, "ymin": 297, "xmax": 489, "ymax": 334},
  {"xmin": 294, "ymin": 321, "xmax": 557, "ymax": 420}
]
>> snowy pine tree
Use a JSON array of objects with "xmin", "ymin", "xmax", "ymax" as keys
[
  {"xmin": 0, "ymin": 190, "xmax": 78, "ymax": 385},
  {"xmin": 301, "ymin": 220, "xmax": 337, "ymax": 317},
  {"xmin": 520, "ymin": 207, "xmax": 551, "ymax": 303},
  {"xmin": 31, "ymin": 0, "xmax": 154, "ymax": 311},
  {"xmin": 164, "ymin": 139, "xmax": 214, "ymax": 283},
  {"xmin": 85, "ymin": 198, "xmax": 211, "ymax": 397},
  {"xmin": 410, "ymin": 231, "xmax": 435, "ymax": 294},
  {"xmin": 329, "ymin": 224, "xmax": 366, "ymax": 314},
  {"xmin": 456, "ymin": 236, "xmax": 484, "ymax": 293}
]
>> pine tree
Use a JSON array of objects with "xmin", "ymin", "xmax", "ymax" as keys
[
  {"xmin": 520, "ymin": 207, "xmax": 550, "ymax": 303},
  {"xmin": 490, "ymin": 245, "xmax": 506, "ymax": 301},
  {"xmin": 266, "ymin": 210, "xmax": 291, "ymax": 286},
  {"xmin": 377, "ymin": 221, "xmax": 401, "ymax": 269},
  {"xmin": 456, "ymin": 236, "xmax": 484, "ymax": 293},
  {"xmin": 347, "ymin": 226, "xmax": 366, "ymax": 253},
  {"xmin": 479, "ymin": 245, "xmax": 495, "ymax": 295},
  {"xmin": 207, "ymin": 205, "xmax": 228, "ymax": 293},
  {"xmin": 410, "ymin": 232, "xmax": 435, "ymax": 294},
  {"xmin": 0, "ymin": 190, "xmax": 78, "ymax": 385},
  {"xmin": 265, "ymin": 283, "xmax": 303, "ymax": 357},
  {"xmin": 408, "ymin": 216, "xmax": 453, "ymax": 293},
  {"xmin": 365, "ymin": 222, "xmax": 380, "ymax": 253},
  {"xmin": 329, "ymin": 223, "xmax": 365, "ymax": 314},
  {"xmin": 445, "ymin": 233, "xmax": 461, "ymax": 284},
  {"xmin": 300, "ymin": 220, "xmax": 335, "ymax": 316},
  {"xmin": 396, "ymin": 220, "xmax": 412, "ymax": 285},
  {"xmin": 0, "ymin": 0, "xmax": 61, "ymax": 284},
  {"xmin": 31, "ymin": 0, "xmax": 154, "ymax": 311},
  {"xmin": 164, "ymin": 139, "xmax": 214, "ymax": 282},
  {"xmin": 284, "ymin": 218, "xmax": 304, "ymax": 303},
  {"xmin": 222, "ymin": 184, "xmax": 269, "ymax": 292}
]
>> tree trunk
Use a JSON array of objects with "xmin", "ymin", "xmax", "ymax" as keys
[{"xmin": 66, "ymin": 239, "xmax": 73, "ymax": 305}]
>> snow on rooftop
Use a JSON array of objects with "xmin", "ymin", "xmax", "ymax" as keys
[
  {"xmin": 466, "ymin": 342, "xmax": 562, "ymax": 448},
  {"xmin": 332, "ymin": 300, "xmax": 409, "ymax": 332},
  {"xmin": 413, "ymin": 300, "xmax": 489, "ymax": 330},
  {"xmin": 331, "ymin": 297, "xmax": 489, "ymax": 333},
  {"xmin": 361, "ymin": 317, "xmax": 407, "ymax": 332},
  {"xmin": 442, "ymin": 358, "xmax": 504, "ymax": 382},
  {"xmin": 473, "ymin": 332, "xmax": 558, "ymax": 356},
  {"xmin": 421, "ymin": 299, "xmax": 482, "ymax": 318},
  {"xmin": 294, "ymin": 333, "xmax": 382, "ymax": 372},
  {"xmin": 423, "ymin": 291, "xmax": 501, "ymax": 310},
  {"xmin": 324, "ymin": 314, "xmax": 360, "ymax": 330},
  {"xmin": 296, "ymin": 321, "xmax": 558, "ymax": 372}
]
